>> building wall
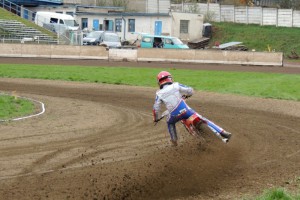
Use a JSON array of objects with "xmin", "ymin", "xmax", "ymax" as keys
[
  {"xmin": 76, "ymin": 12, "xmax": 204, "ymax": 42},
  {"xmin": 171, "ymin": 12, "xmax": 204, "ymax": 41},
  {"xmin": 76, "ymin": 14, "xmax": 171, "ymax": 41}
]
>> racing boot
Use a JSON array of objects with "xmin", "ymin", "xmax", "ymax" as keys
[
  {"xmin": 220, "ymin": 131, "xmax": 232, "ymax": 142},
  {"xmin": 170, "ymin": 139, "xmax": 178, "ymax": 147}
]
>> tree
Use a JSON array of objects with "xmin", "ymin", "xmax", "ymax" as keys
[
  {"xmin": 279, "ymin": 0, "xmax": 300, "ymax": 9},
  {"xmin": 96, "ymin": 0, "xmax": 129, "ymax": 9},
  {"xmin": 96, "ymin": 0, "xmax": 107, "ymax": 6}
]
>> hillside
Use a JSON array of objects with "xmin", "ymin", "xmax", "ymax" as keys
[{"xmin": 210, "ymin": 22, "xmax": 300, "ymax": 59}]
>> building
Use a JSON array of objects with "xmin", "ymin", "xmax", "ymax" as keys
[{"xmin": 23, "ymin": 0, "xmax": 204, "ymax": 42}]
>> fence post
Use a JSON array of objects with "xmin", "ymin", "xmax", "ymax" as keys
[
  {"xmin": 233, "ymin": 5, "xmax": 235, "ymax": 23},
  {"xmin": 219, "ymin": 3, "xmax": 221, "ymax": 22},
  {"xmin": 292, "ymin": 9, "xmax": 294, "ymax": 27},
  {"xmin": 246, "ymin": 6, "xmax": 249, "ymax": 25},
  {"xmin": 207, "ymin": 1, "xmax": 209, "ymax": 16},
  {"xmin": 261, "ymin": 7, "xmax": 263, "ymax": 26},
  {"xmin": 276, "ymin": 8, "xmax": 278, "ymax": 27}
]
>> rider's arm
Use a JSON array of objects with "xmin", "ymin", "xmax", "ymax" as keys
[
  {"xmin": 178, "ymin": 83, "xmax": 193, "ymax": 97},
  {"xmin": 153, "ymin": 95, "xmax": 162, "ymax": 122}
]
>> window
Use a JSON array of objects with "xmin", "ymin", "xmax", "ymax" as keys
[
  {"xmin": 128, "ymin": 19, "xmax": 135, "ymax": 32},
  {"xmin": 82, "ymin": 18, "xmax": 88, "ymax": 29},
  {"xmin": 50, "ymin": 18, "xmax": 58, "ymax": 23},
  {"xmin": 59, "ymin": 19, "xmax": 64, "ymax": 24},
  {"xmin": 66, "ymin": 12, "xmax": 74, "ymax": 16},
  {"xmin": 142, "ymin": 37, "xmax": 152, "ymax": 43},
  {"xmin": 165, "ymin": 38, "xmax": 172, "ymax": 44},
  {"xmin": 115, "ymin": 18, "xmax": 122, "ymax": 32},
  {"xmin": 180, "ymin": 20, "xmax": 189, "ymax": 34}
]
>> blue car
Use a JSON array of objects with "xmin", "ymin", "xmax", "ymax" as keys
[{"xmin": 139, "ymin": 34, "xmax": 189, "ymax": 49}]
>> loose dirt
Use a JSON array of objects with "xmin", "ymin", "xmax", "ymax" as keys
[{"xmin": 0, "ymin": 58, "xmax": 299, "ymax": 200}]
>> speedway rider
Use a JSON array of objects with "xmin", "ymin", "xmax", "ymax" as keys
[{"xmin": 153, "ymin": 71, "xmax": 232, "ymax": 146}]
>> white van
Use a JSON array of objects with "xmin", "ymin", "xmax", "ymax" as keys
[{"xmin": 34, "ymin": 11, "xmax": 79, "ymax": 33}]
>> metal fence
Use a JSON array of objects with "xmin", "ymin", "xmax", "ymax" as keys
[{"xmin": 172, "ymin": 3, "xmax": 300, "ymax": 28}]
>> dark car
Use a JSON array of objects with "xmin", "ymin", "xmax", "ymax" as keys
[{"xmin": 83, "ymin": 31, "xmax": 104, "ymax": 45}]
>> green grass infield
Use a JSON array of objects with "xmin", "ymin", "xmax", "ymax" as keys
[
  {"xmin": 0, "ymin": 64, "xmax": 299, "ymax": 101},
  {"xmin": 0, "ymin": 94, "xmax": 35, "ymax": 120}
]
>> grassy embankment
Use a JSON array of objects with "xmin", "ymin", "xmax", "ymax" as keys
[
  {"xmin": 0, "ymin": 7, "xmax": 56, "ymax": 38},
  {"xmin": 210, "ymin": 22, "xmax": 300, "ymax": 59}
]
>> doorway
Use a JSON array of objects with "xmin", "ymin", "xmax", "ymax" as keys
[{"xmin": 154, "ymin": 21, "xmax": 162, "ymax": 35}]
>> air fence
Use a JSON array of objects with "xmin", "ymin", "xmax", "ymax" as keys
[{"xmin": 172, "ymin": 3, "xmax": 300, "ymax": 28}]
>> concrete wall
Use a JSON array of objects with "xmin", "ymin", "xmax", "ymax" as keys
[
  {"xmin": 137, "ymin": 49, "xmax": 283, "ymax": 66},
  {"xmin": 0, "ymin": 44, "xmax": 108, "ymax": 59},
  {"xmin": 178, "ymin": 3, "xmax": 300, "ymax": 28},
  {"xmin": 0, "ymin": 44, "xmax": 283, "ymax": 66},
  {"xmin": 146, "ymin": 0, "xmax": 170, "ymax": 13}
]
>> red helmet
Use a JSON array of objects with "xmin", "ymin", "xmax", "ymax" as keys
[{"xmin": 157, "ymin": 71, "xmax": 173, "ymax": 87}]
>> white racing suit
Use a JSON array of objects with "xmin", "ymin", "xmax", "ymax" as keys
[{"xmin": 153, "ymin": 82, "xmax": 225, "ymax": 142}]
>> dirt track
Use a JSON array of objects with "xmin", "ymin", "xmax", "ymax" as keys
[{"xmin": 0, "ymin": 58, "xmax": 300, "ymax": 200}]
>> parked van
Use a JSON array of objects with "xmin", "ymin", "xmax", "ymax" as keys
[
  {"xmin": 34, "ymin": 11, "xmax": 79, "ymax": 33},
  {"xmin": 139, "ymin": 34, "xmax": 189, "ymax": 49}
]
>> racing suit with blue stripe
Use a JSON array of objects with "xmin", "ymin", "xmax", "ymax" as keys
[{"xmin": 153, "ymin": 82, "xmax": 225, "ymax": 142}]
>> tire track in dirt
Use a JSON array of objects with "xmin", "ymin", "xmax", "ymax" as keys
[{"xmin": 0, "ymin": 97, "xmax": 166, "ymax": 180}]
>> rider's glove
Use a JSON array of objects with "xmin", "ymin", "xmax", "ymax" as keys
[
  {"xmin": 153, "ymin": 109, "xmax": 159, "ymax": 122},
  {"xmin": 182, "ymin": 95, "xmax": 191, "ymax": 99}
]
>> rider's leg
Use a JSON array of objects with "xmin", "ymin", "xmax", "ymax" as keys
[
  {"xmin": 166, "ymin": 100, "xmax": 196, "ymax": 146},
  {"xmin": 201, "ymin": 116, "xmax": 223, "ymax": 133},
  {"xmin": 198, "ymin": 114, "xmax": 232, "ymax": 140},
  {"xmin": 167, "ymin": 122, "xmax": 178, "ymax": 146}
]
